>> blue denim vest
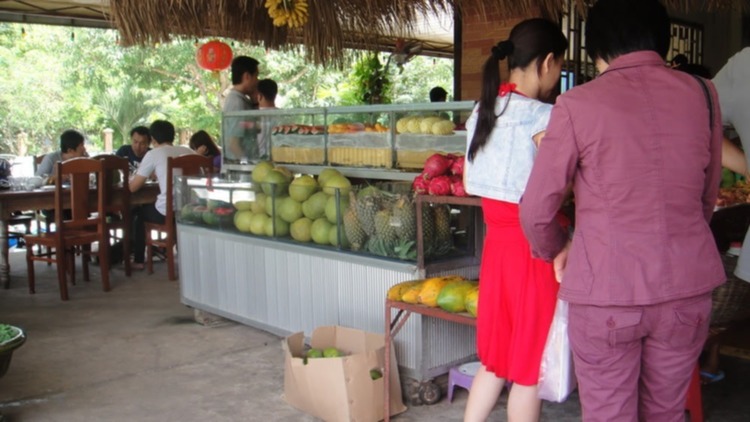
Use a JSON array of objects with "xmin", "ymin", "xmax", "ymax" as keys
[{"xmin": 464, "ymin": 95, "xmax": 552, "ymax": 203}]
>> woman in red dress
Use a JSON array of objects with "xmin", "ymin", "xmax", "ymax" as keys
[{"xmin": 462, "ymin": 19, "xmax": 567, "ymax": 422}]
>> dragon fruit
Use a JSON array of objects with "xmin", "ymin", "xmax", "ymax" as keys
[
  {"xmin": 423, "ymin": 153, "xmax": 452, "ymax": 178},
  {"xmin": 449, "ymin": 156, "xmax": 465, "ymax": 176},
  {"xmin": 450, "ymin": 176, "xmax": 468, "ymax": 197},
  {"xmin": 412, "ymin": 173, "xmax": 430, "ymax": 194},
  {"xmin": 428, "ymin": 176, "xmax": 452, "ymax": 196}
]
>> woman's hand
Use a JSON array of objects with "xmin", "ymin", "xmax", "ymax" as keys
[{"xmin": 553, "ymin": 240, "xmax": 572, "ymax": 282}]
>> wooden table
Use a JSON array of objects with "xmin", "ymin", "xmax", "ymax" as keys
[{"xmin": 0, "ymin": 183, "xmax": 159, "ymax": 289}]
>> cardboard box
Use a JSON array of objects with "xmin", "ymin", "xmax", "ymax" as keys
[{"xmin": 283, "ymin": 326, "xmax": 407, "ymax": 422}]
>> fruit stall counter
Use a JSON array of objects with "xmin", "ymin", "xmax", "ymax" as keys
[{"xmin": 175, "ymin": 171, "xmax": 484, "ymax": 382}]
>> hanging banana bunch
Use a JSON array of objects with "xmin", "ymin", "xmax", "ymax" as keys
[{"xmin": 265, "ymin": 0, "xmax": 309, "ymax": 28}]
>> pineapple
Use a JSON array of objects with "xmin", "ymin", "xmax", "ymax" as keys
[
  {"xmin": 343, "ymin": 207, "xmax": 367, "ymax": 251},
  {"xmin": 392, "ymin": 195, "xmax": 416, "ymax": 243},
  {"xmin": 433, "ymin": 204, "xmax": 452, "ymax": 256},
  {"xmin": 374, "ymin": 209, "xmax": 399, "ymax": 256},
  {"xmin": 354, "ymin": 190, "xmax": 379, "ymax": 237},
  {"xmin": 421, "ymin": 204, "xmax": 436, "ymax": 258}
]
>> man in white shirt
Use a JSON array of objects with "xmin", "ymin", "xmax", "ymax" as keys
[{"xmin": 129, "ymin": 120, "xmax": 195, "ymax": 269}]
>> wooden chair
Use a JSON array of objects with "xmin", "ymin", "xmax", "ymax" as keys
[
  {"xmin": 24, "ymin": 157, "xmax": 110, "ymax": 301},
  {"xmin": 91, "ymin": 154, "xmax": 132, "ymax": 277},
  {"xmin": 145, "ymin": 155, "xmax": 212, "ymax": 280}
]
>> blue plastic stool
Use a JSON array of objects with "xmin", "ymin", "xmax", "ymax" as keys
[{"xmin": 447, "ymin": 362, "xmax": 480, "ymax": 402}]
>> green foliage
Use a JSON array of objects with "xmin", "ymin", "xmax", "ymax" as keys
[{"xmin": 0, "ymin": 23, "xmax": 453, "ymax": 156}]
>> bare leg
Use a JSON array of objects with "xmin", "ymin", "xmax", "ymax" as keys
[
  {"xmin": 507, "ymin": 383, "xmax": 542, "ymax": 422},
  {"xmin": 464, "ymin": 365, "xmax": 505, "ymax": 422}
]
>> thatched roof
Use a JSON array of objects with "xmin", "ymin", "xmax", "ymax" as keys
[
  {"xmin": 0, "ymin": 1, "xmax": 748, "ymax": 65},
  {"xmin": 107, "ymin": 0, "xmax": 750, "ymax": 65}
]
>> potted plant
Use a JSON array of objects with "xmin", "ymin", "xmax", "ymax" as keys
[{"xmin": 0, "ymin": 324, "xmax": 25, "ymax": 379}]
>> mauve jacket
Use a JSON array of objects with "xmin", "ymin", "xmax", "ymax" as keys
[{"xmin": 519, "ymin": 51, "xmax": 726, "ymax": 306}]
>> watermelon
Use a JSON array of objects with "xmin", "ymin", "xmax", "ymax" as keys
[{"xmin": 437, "ymin": 280, "xmax": 478, "ymax": 313}]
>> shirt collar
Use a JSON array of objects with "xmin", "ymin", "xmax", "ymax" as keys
[{"xmin": 601, "ymin": 51, "xmax": 667, "ymax": 76}]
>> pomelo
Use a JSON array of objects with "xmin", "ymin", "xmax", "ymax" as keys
[
  {"xmin": 325, "ymin": 195, "xmax": 349, "ymax": 224},
  {"xmin": 234, "ymin": 200, "xmax": 253, "ymax": 211},
  {"xmin": 261, "ymin": 169, "xmax": 290, "ymax": 196},
  {"xmin": 317, "ymin": 168, "xmax": 342, "ymax": 187},
  {"xmin": 278, "ymin": 197, "xmax": 303, "ymax": 223},
  {"xmin": 311, "ymin": 218, "xmax": 333, "ymax": 245},
  {"xmin": 250, "ymin": 192, "xmax": 267, "ymax": 215},
  {"xmin": 289, "ymin": 175, "xmax": 318, "ymax": 202},
  {"xmin": 328, "ymin": 224, "xmax": 349, "ymax": 248},
  {"xmin": 251, "ymin": 161, "xmax": 274, "ymax": 184},
  {"xmin": 264, "ymin": 216, "xmax": 290, "ymax": 237},
  {"xmin": 265, "ymin": 195, "xmax": 288, "ymax": 218},
  {"xmin": 302, "ymin": 192, "xmax": 328, "ymax": 220},
  {"xmin": 249, "ymin": 213, "xmax": 270, "ymax": 236},
  {"xmin": 322, "ymin": 174, "xmax": 352, "ymax": 196},
  {"xmin": 273, "ymin": 166, "xmax": 294, "ymax": 183},
  {"xmin": 234, "ymin": 210, "xmax": 254, "ymax": 232},
  {"xmin": 290, "ymin": 217, "xmax": 313, "ymax": 242}
]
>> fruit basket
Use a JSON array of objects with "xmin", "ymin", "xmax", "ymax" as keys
[{"xmin": 0, "ymin": 324, "xmax": 26, "ymax": 379}]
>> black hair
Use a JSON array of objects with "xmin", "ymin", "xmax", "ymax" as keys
[
  {"xmin": 468, "ymin": 18, "xmax": 567, "ymax": 162},
  {"xmin": 129, "ymin": 126, "xmax": 151, "ymax": 139},
  {"xmin": 257, "ymin": 78, "xmax": 278, "ymax": 102},
  {"xmin": 671, "ymin": 54, "xmax": 689, "ymax": 67},
  {"xmin": 60, "ymin": 129, "xmax": 84, "ymax": 153},
  {"xmin": 430, "ymin": 86, "xmax": 448, "ymax": 102},
  {"xmin": 149, "ymin": 120, "xmax": 176, "ymax": 145},
  {"xmin": 189, "ymin": 130, "xmax": 221, "ymax": 157},
  {"xmin": 231, "ymin": 56, "xmax": 260, "ymax": 85},
  {"xmin": 585, "ymin": 0, "xmax": 670, "ymax": 63}
]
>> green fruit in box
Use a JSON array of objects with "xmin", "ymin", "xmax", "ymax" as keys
[
  {"xmin": 264, "ymin": 216, "xmax": 290, "ymax": 237},
  {"xmin": 290, "ymin": 217, "xmax": 313, "ymax": 242},
  {"xmin": 251, "ymin": 193, "xmax": 267, "ymax": 215},
  {"xmin": 234, "ymin": 210, "xmax": 254, "ymax": 232},
  {"xmin": 278, "ymin": 197, "xmax": 303, "ymax": 223},
  {"xmin": 289, "ymin": 175, "xmax": 318, "ymax": 202},
  {"xmin": 465, "ymin": 286, "xmax": 479, "ymax": 317},
  {"xmin": 322, "ymin": 175, "xmax": 352, "ymax": 196},
  {"xmin": 261, "ymin": 169, "xmax": 290, "ymax": 196},
  {"xmin": 721, "ymin": 168, "xmax": 737, "ymax": 189},
  {"xmin": 369, "ymin": 369, "xmax": 383, "ymax": 380},
  {"xmin": 437, "ymin": 280, "xmax": 478, "ymax": 313},
  {"xmin": 311, "ymin": 218, "xmax": 333, "ymax": 245},
  {"xmin": 249, "ymin": 213, "xmax": 270, "ymax": 236},
  {"xmin": 302, "ymin": 192, "xmax": 328, "ymax": 219},
  {"xmin": 318, "ymin": 168, "xmax": 342, "ymax": 187},
  {"xmin": 306, "ymin": 348, "xmax": 323, "ymax": 359},
  {"xmin": 323, "ymin": 347, "xmax": 341, "ymax": 358},
  {"xmin": 325, "ymin": 195, "xmax": 349, "ymax": 224},
  {"xmin": 251, "ymin": 161, "xmax": 274, "ymax": 183}
]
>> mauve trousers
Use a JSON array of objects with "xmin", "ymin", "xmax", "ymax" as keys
[{"xmin": 568, "ymin": 293, "xmax": 711, "ymax": 422}]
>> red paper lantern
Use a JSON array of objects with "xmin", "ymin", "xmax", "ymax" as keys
[{"xmin": 196, "ymin": 40, "xmax": 233, "ymax": 71}]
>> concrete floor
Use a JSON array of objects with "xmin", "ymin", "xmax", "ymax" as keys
[{"xmin": 0, "ymin": 248, "xmax": 749, "ymax": 422}]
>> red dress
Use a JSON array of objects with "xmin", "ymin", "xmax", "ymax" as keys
[{"xmin": 476, "ymin": 198, "xmax": 560, "ymax": 386}]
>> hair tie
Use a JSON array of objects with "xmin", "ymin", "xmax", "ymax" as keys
[{"xmin": 492, "ymin": 40, "xmax": 514, "ymax": 60}]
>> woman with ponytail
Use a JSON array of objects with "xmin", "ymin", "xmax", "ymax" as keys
[{"xmin": 463, "ymin": 18, "xmax": 567, "ymax": 422}]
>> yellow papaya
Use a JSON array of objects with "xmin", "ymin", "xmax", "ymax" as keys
[
  {"xmin": 418, "ymin": 276, "xmax": 465, "ymax": 307},
  {"xmin": 465, "ymin": 286, "xmax": 479, "ymax": 317},
  {"xmin": 437, "ymin": 280, "xmax": 478, "ymax": 313},
  {"xmin": 387, "ymin": 279, "xmax": 423, "ymax": 301},
  {"xmin": 401, "ymin": 281, "xmax": 424, "ymax": 304}
]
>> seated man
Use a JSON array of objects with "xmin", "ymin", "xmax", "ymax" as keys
[
  {"xmin": 116, "ymin": 126, "xmax": 152, "ymax": 173},
  {"xmin": 35, "ymin": 129, "xmax": 88, "ymax": 222},
  {"xmin": 35, "ymin": 129, "xmax": 88, "ymax": 179},
  {"xmin": 129, "ymin": 120, "xmax": 195, "ymax": 270}
]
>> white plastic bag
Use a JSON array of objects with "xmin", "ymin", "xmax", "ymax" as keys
[{"xmin": 538, "ymin": 298, "xmax": 577, "ymax": 402}]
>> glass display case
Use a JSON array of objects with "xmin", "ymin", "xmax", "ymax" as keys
[
  {"xmin": 174, "ymin": 174, "xmax": 483, "ymax": 270},
  {"xmin": 221, "ymin": 102, "xmax": 476, "ymax": 174}
]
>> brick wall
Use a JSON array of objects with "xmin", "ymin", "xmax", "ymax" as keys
[{"xmin": 460, "ymin": 7, "xmax": 539, "ymax": 101}]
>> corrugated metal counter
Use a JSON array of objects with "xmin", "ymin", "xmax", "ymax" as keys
[{"xmin": 177, "ymin": 223, "xmax": 478, "ymax": 381}]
